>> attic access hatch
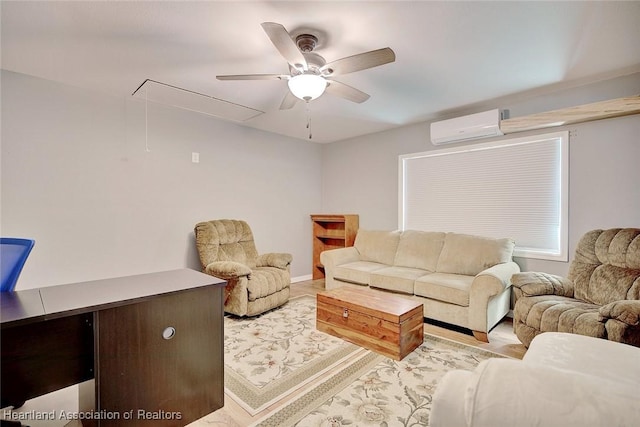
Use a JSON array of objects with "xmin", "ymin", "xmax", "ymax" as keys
[{"xmin": 131, "ymin": 79, "xmax": 264, "ymax": 122}]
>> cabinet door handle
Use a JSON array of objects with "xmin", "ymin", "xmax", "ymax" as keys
[
  {"xmin": 162, "ymin": 326, "xmax": 176, "ymax": 340},
  {"xmin": 343, "ymin": 308, "xmax": 349, "ymax": 318}
]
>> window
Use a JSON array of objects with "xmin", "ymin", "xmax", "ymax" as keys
[{"xmin": 399, "ymin": 131, "xmax": 568, "ymax": 261}]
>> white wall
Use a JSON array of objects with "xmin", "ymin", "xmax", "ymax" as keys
[
  {"xmin": 321, "ymin": 73, "xmax": 640, "ymax": 276},
  {"xmin": 2, "ymin": 70, "xmax": 638, "ymax": 289},
  {"xmin": 1, "ymin": 70, "xmax": 322, "ymax": 288}
]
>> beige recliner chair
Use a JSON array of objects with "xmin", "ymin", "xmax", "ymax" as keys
[
  {"xmin": 194, "ymin": 219, "xmax": 291, "ymax": 316},
  {"xmin": 512, "ymin": 228, "xmax": 640, "ymax": 347}
]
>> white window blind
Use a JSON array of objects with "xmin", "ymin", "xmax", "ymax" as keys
[{"xmin": 399, "ymin": 131, "xmax": 568, "ymax": 261}]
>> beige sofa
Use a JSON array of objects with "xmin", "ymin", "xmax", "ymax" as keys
[
  {"xmin": 320, "ymin": 230, "xmax": 520, "ymax": 341},
  {"xmin": 431, "ymin": 332, "xmax": 640, "ymax": 427}
]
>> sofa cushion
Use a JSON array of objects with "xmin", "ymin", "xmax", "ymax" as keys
[
  {"xmin": 569, "ymin": 228, "xmax": 640, "ymax": 305},
  {"xmin": 582, "ymin": 264, "xmax": 640, "ymax": 306},
  {"xmin": 524, "ymin": 332, "xmax": 640, "ymax": 385},
  {"xmin": 247, "ymin": 267, "xmax": 289, "ymax": 301},
  {"xmin": 354, "ymin": 230, "xmax": 401, "ymax": 265},
  {"xmin": 394, "ymin": 230, "xmax": 445, "ymax": 271},
  {"xmin": 334, "ymin": 261, "xmax": 386, "ymax": 285},
  {"xmin": 594, "ymin": 228, "xmax": 640, "ymax": 269},
  {"xmin": 459, "ymin": 358, "xmax": 640, "ymax": 427},
  {"xmin": 514, "ymin": 294, "xmax": 605, "ymax": 338},
  {"xmin": 436, "ymin": 232, "xmax": 514, "ymax": 276},
  {"xmin": 195, "ymin": 219, "xmax": 259, "ymax": 268},
  {"xmin": 369, "ymin": 266, "xmax": 427, "ymax": 294},
  {"xmin": 414, "ymin": 273, "xmax": 473, "ymax": 307}
]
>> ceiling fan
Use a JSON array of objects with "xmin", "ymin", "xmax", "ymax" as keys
[{"xmin": 216, "ymin": 22, "xmax": 396, "ymax": 110}]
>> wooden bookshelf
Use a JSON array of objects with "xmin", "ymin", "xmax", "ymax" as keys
[{"xmin": 311, "ymin": 214, "xmax": 359, "ymax": 279}]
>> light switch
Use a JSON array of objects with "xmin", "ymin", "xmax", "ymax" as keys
[{"xmin": 192, "ymin": 152, "xmax": 200, "ymax": 163}]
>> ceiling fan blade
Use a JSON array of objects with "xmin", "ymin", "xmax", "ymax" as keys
[
  {"xmin": 216, "ymin": 74, "xmax": 286, "ymax": 81},
  {"xmin": 261, "ymin": 22, "xmax": 308, "ymax": 70},
  {"xmin": 325, "ymin": 80, "xmax": 370, "ymax": 104},
  {"xmin": 279, "ymin": 90, "xmax": 299, "ymax": 110},
  {"xmin": 321, "ymin": 47, "xmax": 395, "ymax": 76}
]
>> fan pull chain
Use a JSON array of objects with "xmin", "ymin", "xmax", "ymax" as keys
[
  {"xmin": 144, "ymin": 87, "xmax": 151, "ymax": 152},
  {"xmin": 306, "ymin": 101, "xmax": 312, "ymax": 140}
]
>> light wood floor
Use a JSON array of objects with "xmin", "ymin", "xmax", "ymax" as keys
[{"xmin": 192, "ymin": 279, "xmax": 527, "ymax": 427}]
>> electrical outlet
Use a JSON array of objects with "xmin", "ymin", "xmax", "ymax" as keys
[{"xmin": 192, "ymin": 152, "xmax": 200, "ymax": 163}]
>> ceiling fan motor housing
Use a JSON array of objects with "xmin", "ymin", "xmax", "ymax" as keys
[{"xmin": 295, "ymin": 34, "xmax": 318, "ymax": 52}]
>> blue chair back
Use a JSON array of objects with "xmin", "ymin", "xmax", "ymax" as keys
[{"xmin": 1, "ymin": 238, "xmax": 35, "ymax": 292}]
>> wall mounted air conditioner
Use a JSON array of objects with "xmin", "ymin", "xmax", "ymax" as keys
[{"xmin": 430, "ymin": 109, "xmax": 503, "ymax": 145}]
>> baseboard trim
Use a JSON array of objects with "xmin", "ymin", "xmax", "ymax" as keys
[{"xmin": 292, "ymin": 274, "xmax": 312, "ymax": 283}]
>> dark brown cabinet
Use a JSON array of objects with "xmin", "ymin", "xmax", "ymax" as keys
[
  {"xmin": 81, "ymin": 285, "xmax": 224, "ymax": 426},
  {"xmin": 1, "ymin": 269, "xmax": 225, "ymax": 427}
]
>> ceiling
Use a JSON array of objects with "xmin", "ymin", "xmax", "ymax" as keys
[{"xmin": 2, "ymin": 1, "xmax": 639, "ymax": 143}]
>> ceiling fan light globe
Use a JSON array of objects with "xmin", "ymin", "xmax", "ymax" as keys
[{"xmin": 288, "ymin": 74, "xmax": 327, "ymax": 101}]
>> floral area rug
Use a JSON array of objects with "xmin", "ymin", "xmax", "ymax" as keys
[
  {"xmin": 254, "ymin": 334, "xmax": 505, "ymax": 427},
  {"xmin": 224, "ymin": 295, "xmax": 383, "ymax": 415}
]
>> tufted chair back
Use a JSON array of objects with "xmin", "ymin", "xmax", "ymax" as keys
[
  {"xmin": 194, "ymin": 219, "xmax": 260, "ymax": 269},
  {"xmin": 568, "ymin": 228, "xmax": 640, "ymax": 305}
]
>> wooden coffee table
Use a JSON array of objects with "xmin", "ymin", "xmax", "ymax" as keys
[{"xmin": 316, "ymin": 286, "xmax": 424, "ymax": 360}]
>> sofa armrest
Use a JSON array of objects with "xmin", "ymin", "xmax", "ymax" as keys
[
  {"xmin": 511, "ymin": 271, "xmax": 574, "ymax": 298},
  {"xmin": 320, "ymin": 246, "xmax": 360, "ymax": 268},
  {"xmin": 599, "ymin": 300, "xmax": 640, "ymax": 326},
  {"xmin": 468, "ymin": 261, "xmax": 520, "ymax": 341},
  {"xmin": 473, "ymin": 262, "xmax": 521, "ymax": 296},
  {"xmin": 321, "ymin": 247, "xmax": 360, "ymax": 290},
  {"xmin": 468, "ymin": 262, "xmax": 520, "ymax": 337},
  {"xmin": 205, "ymin": 261, "xmax": 252, "ymax": 279},
  {"xmin": 256, "ymin": 252, "xmax": 292, "ymax": 270}
]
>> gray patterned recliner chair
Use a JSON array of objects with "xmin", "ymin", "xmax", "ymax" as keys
[
  {"xmin": 194, "ymin": 219, "xmax": 291, "ymax": 316},
  {"xmin": 512, "ymin": 228, "xmax": 640, "ymax": 347}
]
